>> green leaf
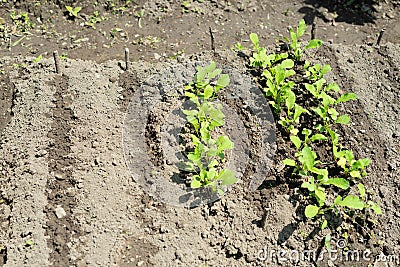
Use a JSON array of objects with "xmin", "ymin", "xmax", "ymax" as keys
[
  {"xmin": 334, "ymin": 195, "xmax": 343, "ymax": 205},
  {"xmin": 321, "ymin": 64, "xmax": 332, "ymax": 76},
  {"xmin": 301, "ymin": 180, "xmax": 316, "ymax": 192},
  {"xmin": 208, "ymin": 68, "xmax": 222, "ymax": 79},
  {"xmin": 300, "ymin": 146, "xmax": 315, "ymax": 171},
  {"xmin": 367, "ymin": 201, "xmax": 382, "ymax": 215},
  {"xmin": 208, "ymin": 159, "xmax": 219, "ymax": 168},
  {"xmin": 285, "ymin": 90, "xmax": 296, "ymax": 111},
  {"xmin": 336, "ymin": 115, "xmax": 351, "ymax": 124},
  {"xmin": 310, "ymin": 134, "xmax": 327, "ymax": 142},
  {"xmin": 335, "ymin": 93, "xmax": 357, "ymax": 104},
  {"xmin": 290, "ymin": 135, "xmax": 302, "ymax": 149},
  {"xmin": 219, "ymin": 169, "xmax": 237, "ymax": 186},
  {"xmin": 33, "ymin": 54, "xmax": 42, "ymax": 63},
  {"xmin": 293, "ymin": 104, "xmax": 308, "ymax": 122},
  {"xmin": 321, "ymin": 219, "xmax": 328, "ymax": 230},
  {"xmin": 203, "ymin": 85, "xmax": 214, "ymax": 99},
  {"xmin": 305, "ymin": 205, "xmax": 319, "ymax": 218},
  {"xmin": 216, "ymin": 135, "xmax": 234, "ymax": 151},
  {"xmin": 185, "ymin": 91, "xmax": 196, "ymax": 98},
  {"xmin": 250, "ymin": 33, "xmax": 259, "ymax": 47},
  {"xmin": 350, "ymin": 170, "xmax": 361, "ymax": 178},
  {"xmin": 204, "ymin": 61, "xmax": 216, "ymax": 74},
  {"xmin": 216, "ymin": 74, "xmax": 230, "ymax": 90},
  {"xmin": 283, "ymin": 158, "xmax": 296, "ymax": 167},
  {"xmin": 289, "ymin": 29, "xmax": 297, "ymax": 49},
  {"xmin": 358, "ymin": 183, "xmax": 366, "ymax": 198},
  {"xmin": 296, "ymin": 19, "xmax": 307, "ymax": 37},
  {"xmin": 191, "ymin": 176, "xmax": 202, "ymax": 188},
  {"xmin": 207, "ymin": 168, "xmax": 217, "ymax": 181},
  {"xmin": 338, "ymin": 195, "xmax": 365, "ymax": 209},
  {"xmin": 337, "ymin": 158, "xmax": 346, "ymax": 169},
  {"xmin": 353, "ymin": 158, "xmax": 371, "ymax": 169},
  {"xmin": 305, "ymin": 39, "xmax": 322, "ymax": 49},
  {"xmin": 315, "ymin": 188, "xmax": 326, "ymax": 206},
  {"xmin": 305, "ymin": 83, "xmax": 317, "ymax": 97},
  {"xmin": 280, "ymin": 59, "xmax": 294, "ymax": 69},
  {"xmin": 323, "ymin": 178, "xmax": 350, "ymax": 190},
  {"xmin": 324, "ymin": 82, "xmax": 339, "ymax": 92},
  {"xmin": 312, "ymin": 168, "xmax": 328, "ymax": 181},
  {"xmin": 325, "ymin": 234, "xmax": 332, "ymax": 252},
  {"xmin": 217, "ymin": 188, "xmax": 225, "ymax": 196},
  {"xmin": 182, "ymin": 109, "xmax": 198, "ymax": 117},
  {"xmin": 275, "ymin": 66, "xmax": 285, "ymax": 85},
  {"xmin": 320, "ymin": 92, "xmax": 335, "ymax": 107}
]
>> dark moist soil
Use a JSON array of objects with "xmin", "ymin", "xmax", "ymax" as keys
[
  {"xmin": 0, "ymin": 1, "xmax": 399, "ymax": 267},
  {"xmin": 45, "ymin": 74, "xmax": 83, "ymax": 266}
]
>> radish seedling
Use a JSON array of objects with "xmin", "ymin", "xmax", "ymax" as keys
[
  {"xmin": 246, "ymin": 20, "xmax": 381, "ymax": 248},
  {"xmin": 183, "ymin": 62, "xmax": 237, "ymax": 195}
]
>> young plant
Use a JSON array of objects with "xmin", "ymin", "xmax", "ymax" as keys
[
  {"xmin": 65, "ymin": 6, "xmax": 82, "ymax": 19},
  {"xmin": 249, "ymin": 33, "xmax": 288, "ymax": 69},
  {"xmin": 247, "ymin": 20, "xmax": 381, "ymax": 250},
  {"xmin": 182, "ymin": 62, "xmax": 237, "ymax": 195},
  {"xmin": 10, "ymin": 11, "xmax": 34, "ymax": 33},
  {"xmin": 283, "ymin": 19, "xmax": 322, "ymax": 61}
]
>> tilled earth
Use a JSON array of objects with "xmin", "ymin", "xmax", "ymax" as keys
[{"xmin": 0, "ymin": 1, "xmax": 399, "ymax": 267}]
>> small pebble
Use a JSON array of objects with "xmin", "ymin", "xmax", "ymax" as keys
[{"xmin": 55, "ymin": 206, "xmax": 67, "ymax": 219}]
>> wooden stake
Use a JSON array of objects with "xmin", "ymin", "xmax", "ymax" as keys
[
  {"xmin": 376, "ymin": 28, "xmax": 385, "ymax": 46},
  {"xmin": 311, "ymin": 22, "xmax": 317, "ymax": 40},
  {"xmin": 53, "ymin": 50, "xmax": 61, "ymax": 74},
  {"xmin": 125, "ymin": 48, "xmax": 130, "ymax": 71},
  {"xmin": 209, "ymin": 27, "xmax": 215, "ymax": 53}
]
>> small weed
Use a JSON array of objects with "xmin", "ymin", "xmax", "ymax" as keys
[
  {"xmin": 135, "ymin": 9, "xmax": 144, "ymax": 28},
  {"xmin": 10, "ymin": 11, "xmax": 34, "ymax": 33},
  {"xmin": 85, "ymin": 11, "xmax": 107, "ymax": 29},
  {"xmin": 25, "ymin": 239, "xmax": 34, "ymax": 248},
  {"xmin": 105, "ymin": 0, "xmax": 132, "ymax": 14},
  {"xmin": 59, "ymin": 54, "xmax": 67, "ymax": 61},
  {"xmin": 132, "ymin": 35, "xmax": 161, "ymax": 48},
  {"xmin": 32, "ymin": 54, "xmax": 42, "ymax": 63},
  {"xmin": 181, "ymin": 0, "xmax": 204, "ymax": 14},
  {"xmin": 65, "ymin": 6, "xmax": 82, "ymax": 19}
]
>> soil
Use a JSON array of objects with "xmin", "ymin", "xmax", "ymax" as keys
[{"xmin": 0, "ymin": 1, "xmax": 399, "ymax": 267}]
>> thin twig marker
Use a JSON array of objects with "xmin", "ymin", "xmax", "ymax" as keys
[
  {"xmin": 376, "ymin": 28, "xmax": 385, "ymax": 46},
  {"xmin": 209, "ymin": 27, "xmax": 215, "ymax": 53},
  {"xmin": 53, "ymin": 50, "xmax": 61, "ymax": 74},
  {"xmin": 125, "ymin": 48, "xmax": 130, "ymax": 71},
  {"xmin": 311, "ymin": 22, "xmax": 317, "ymax": 40}
]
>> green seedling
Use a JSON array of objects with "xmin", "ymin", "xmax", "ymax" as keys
[
  {"xmin": 248, "ymin": 20, "xmax": 380, "ymax": 249},
  {"xmin": 182, "ymin": 1, "xmax": 191, "ymax": 13},
  {"xmin": 135, "ymin": 9, "xmax": 144, "ymax": 28},
  {"xmin": 10, "ymin": 11, "xmax": 34, "ymax": 33},
  {"xmin": 32, "ymin": 54, "xmax": 42, "ymax": 63},
  {"xmin": 65, "ymin": 6, "xmax": 82, "ymax": 19},
  {"xmin": 85, "ymin": 11, "xmax": 106, "ymax": 29},
  {"xmin": 249, "ymin": 33, "xmax": 288, "ymax": 69},
  {"xmin": 328, "ymin": 128, "xmax": 371, "ymax": 179},
  {"xmin": 25, "ymin": 239, "xmax": 35, "ymax": 248},
  {"xmin": 262, "ymin": 59, "xmax": 295, "ymax": 112},
  {"xmin": 183, "ymin": 62, "xmax": 237, "ymax": 194},
  {"xmin": 283, "ymin": 19, "xmax": 322, "ymax": 61},
  {"xmin": 304, "ymin": 61, "xmax": 332, "ymax": 81},
  {"xmin": 231, "ymin": 42, "xmax": 245, "ymax": 52}
]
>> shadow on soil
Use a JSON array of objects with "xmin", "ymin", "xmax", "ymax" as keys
[{"xmin": 299, "ymin": 0, "xmax": 379, "ymax": 25}]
